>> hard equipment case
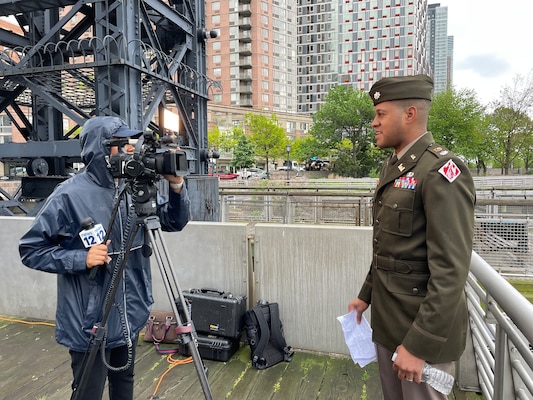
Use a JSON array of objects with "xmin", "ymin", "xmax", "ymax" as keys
[
  {"xmin": 182, "ymin": 288, "xmax": 247, "ymax": 339},
  {"xmin": 180, "ymin": 334, "xmax": 241, "ymax": 362}
]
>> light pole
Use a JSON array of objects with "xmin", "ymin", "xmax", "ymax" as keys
[{"xmin": 285, "ymin": 143, "xmax": 291, "ymax": 181}]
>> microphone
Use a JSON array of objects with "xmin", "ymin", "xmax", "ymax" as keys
[{"xmin": 79, "ymin": 217, "xmax": 107, "ymax": 279}]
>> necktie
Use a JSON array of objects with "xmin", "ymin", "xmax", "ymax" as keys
[{"xmin": 389, "ymin": 154, "xmax": 398, "ymax": 166}]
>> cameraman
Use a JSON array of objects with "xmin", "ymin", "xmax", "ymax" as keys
[{"xmin": 19, "ymin": 116, "xmax": 190, "ymax": 400}]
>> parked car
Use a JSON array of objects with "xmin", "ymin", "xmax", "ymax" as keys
[
  {"xmin": 278, "ymin": 161, "xmax": 302, "ymax": 171},
  {"xmin": 238, "ymin": 168, "xmax": 268, "ymax": 179},
  {"xmin": 218, "ymin": 172, "xmax": 239, "ymax": 180}
]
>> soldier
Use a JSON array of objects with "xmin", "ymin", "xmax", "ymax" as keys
[{"xmin": 348, "ymin": 75, "xmax": 476, "ymax": 400}]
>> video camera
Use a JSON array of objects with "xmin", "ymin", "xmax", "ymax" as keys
[{"xmin": 107, "ymin": 131, "xmax": 188, "ymax": 180}]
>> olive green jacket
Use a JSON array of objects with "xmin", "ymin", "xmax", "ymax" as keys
[{"xmin": 358, "ymin": 132, "xmax": 476, "ymax": 363}]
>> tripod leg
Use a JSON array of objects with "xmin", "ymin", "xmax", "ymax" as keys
[{"xmin": 144, "ymin": 217, "xmax": 213, "ymax": 400}]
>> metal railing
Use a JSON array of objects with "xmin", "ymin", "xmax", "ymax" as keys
[
  {"xmin": 218, "ymin": 183, "xmax": 533, "ymax": 275},
  {"xmin": 466, "ymin": 252, "xmax": 533, "ymax": 400}
]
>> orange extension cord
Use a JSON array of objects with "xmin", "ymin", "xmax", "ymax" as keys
[
  {"xmin": 148, "ymin": 353, "xmax": 193, "ymax": 399},
  {"xmin": 1, "ymin": 316, "xmax": 192, "ymax": 399}
]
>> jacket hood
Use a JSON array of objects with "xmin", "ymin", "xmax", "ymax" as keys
[{"xmin": 79, "ymin": 116, "xmax": 128, "ymax": 188}]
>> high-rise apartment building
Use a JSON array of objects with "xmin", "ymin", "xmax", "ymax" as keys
[
  {"xmin": 207, "ymin": 0, "xmax": 297, "ymax": 112},
  {"xmin": 427, "ymin": 3, "xmax": 453, "ymax": 93},
  {"xmin": 204, "ymin": 0, "xmax": 312, "ymax": 172},
  {"xmin": 206, "ymin": 0, "xmax": 311, "ymax": 140},
  {"xmin": 297, "ymin": 0, "xmax": 431, "ymax": 114}
]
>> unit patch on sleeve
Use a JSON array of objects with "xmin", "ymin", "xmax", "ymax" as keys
[{"xmin": 438, "ymin": 159, "xmax": 461, "ymax": 183}]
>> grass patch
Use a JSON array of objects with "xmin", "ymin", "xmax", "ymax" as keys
[{"xmin": 507, "ymin": 279, "xmax": 533, "ymax": 303}]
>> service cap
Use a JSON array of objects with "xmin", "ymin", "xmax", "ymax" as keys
[
  {"xmin": 113, "ymin": 124, "xmax": 143, "ymax": 138},
  {"xmin": 369, "ymin": 74, "xmax": 433, "ymax": 106}
]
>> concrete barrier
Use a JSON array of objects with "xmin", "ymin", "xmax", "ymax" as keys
[{"xmin": 0, "ymin": 216, "xmax": 372, "ymax": 354}]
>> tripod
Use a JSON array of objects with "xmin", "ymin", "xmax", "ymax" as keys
[{"xmin": 72, "ymin": 181, "xmax": 213, "ymax": 400}]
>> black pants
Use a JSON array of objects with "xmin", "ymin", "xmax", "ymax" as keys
[{"xmin": 70, "ymin": 337, "xmax": 137, "ymax": 400}]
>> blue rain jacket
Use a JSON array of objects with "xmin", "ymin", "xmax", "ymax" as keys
[{"xmin": 19, "ymin": 116, "xmax": 190, "ymax": 352}]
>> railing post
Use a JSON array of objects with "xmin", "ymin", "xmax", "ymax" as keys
[
  {"xmin": 492, "ymin": 325, "xmax": 514, "ymax": 400},
  {"xmin": 284, "ymin": 193, "xmax": 292, "ymax": 224},
  {"xmin": 220, "ymin": 195, "xmax": 228, "ymax": 222}
]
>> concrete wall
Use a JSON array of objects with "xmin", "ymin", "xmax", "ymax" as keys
[{"xmin": 0, "ymin": 216, "xmax": 372, "ymax": 355}]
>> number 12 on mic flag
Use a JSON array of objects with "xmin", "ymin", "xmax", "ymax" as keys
[{"xmin": 79, "ymin": 224, "xmax": 106, "ymax": 248}]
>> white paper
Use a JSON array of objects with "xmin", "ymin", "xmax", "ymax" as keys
[{"xmin": 336, "ymin": 310, "xmax": 377, "ymax": 367}]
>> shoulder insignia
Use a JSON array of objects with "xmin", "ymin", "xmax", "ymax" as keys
[
  {"xmin": 438, "ymin": 159, "xmax": 461, "ymax": 183},
  {"xmin": 428, "ymin": 144, "xmax": 451, "ymax": 158}
]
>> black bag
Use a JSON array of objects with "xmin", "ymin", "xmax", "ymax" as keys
[{"xmin": 244, "ymin": 301, "xmax": 293, "ymax": 369}]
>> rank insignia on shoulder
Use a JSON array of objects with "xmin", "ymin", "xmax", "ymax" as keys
[
  {"xmin": 438, "ymin": 159, "xmax": 461, "ymax": 183},
  {"xmin": 430, "ymin": 145, "xmax": 450, "ymax": 157}
]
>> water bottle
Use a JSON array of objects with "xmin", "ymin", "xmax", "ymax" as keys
[
  {"xmin": 421, "ymin": 362, "xmax": 454, "ymax": 395},
  {"xmin": 391, "ymin": 352, "xmax": 454, "ymax": 395}
]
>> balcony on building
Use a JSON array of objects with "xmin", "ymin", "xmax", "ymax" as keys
[
  {"xmin": 239, "ymin": 55, "xmax": 252, "ymax": 68},
  {"xmin": 239, "ymin": 94, "xmax": 252, "ymax": 107},
  {"xmin": 239, "ymin": 17, "xmax": 251, "ymax": 30},
  {"xmin": 239, "ymin": 83, "xmax": 252, "ymax": 94},
  {"xmin": 239, "ymin": 43, "xmax": 252, "ymax": 56},
  {"xmin": 239, "ymin": 70, "xmax": 252, "ymax": 81},
  {"xmin": 239, "ymin": 28, "xmax": 252, "ymax": 43},
  {"xmin": 238, "ymin": 4, "xmax": 251, "ymax": 17}
]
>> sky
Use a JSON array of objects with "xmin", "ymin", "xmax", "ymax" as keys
[
  {"xmin": 2, "ymin": 3, "xmax": 531, "ymax": 107},
  {"xmin": 439, "ymin": 1, "xmax": 533, "ymax": 105}
]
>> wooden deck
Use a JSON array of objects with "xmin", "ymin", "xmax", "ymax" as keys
[{"xmin": 1, "ymin": 317, "xmax": 483, "ymax": 400}]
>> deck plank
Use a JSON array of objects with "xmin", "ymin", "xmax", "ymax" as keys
[{"xmin": 0, "ymin": 317, "xmax": 483, "ymax": 400}]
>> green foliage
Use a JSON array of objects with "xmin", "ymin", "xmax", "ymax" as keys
[
  {"xmin": 231, "ymin": 134, "xmax": 255, "ymax": 170},
  {"xmin": 208, "ymin": 124, "xmax": 240, "ymax": 152},
  {"xmin": 486, "ymin": 70, "xmax": 533, "ymax": 174},
  {"xmin": 291, "ymin": 136, "xmax": 329, "ymax": 165},
  {"xmin": 428, "ymin": 87, "xmax": 488, "ymax": 172},
  {"xmin": 488, "ymin": 106, "xmax": 532, "ymax": 174},
  {"xmin": 310, "ymin": 85, "xmax": 379, "ymax": 177},
  {"xmin": 245, "ymin": 112, "xmax": 287, "ymax": 174}
]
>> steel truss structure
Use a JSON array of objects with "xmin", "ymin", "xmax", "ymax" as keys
[{"xmin": 0, "ymin": 0, "xmax": 219, "ymax": 177}]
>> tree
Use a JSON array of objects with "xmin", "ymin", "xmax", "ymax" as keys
[
  {"xmin": 231, "ymin": 134, "xmax": 255, "ymax": 170},
  {"xmin": 428, "ymin": 87, "xmax": 487, "ymax": 172},
  {"xmin": 520, "ymin": 119, "xmax": 533, "ymax": 173},
  {"xmin": 309, "ymin": 85, "xmax": 379, "ymax": 177},
  {"xmin": 208, "ymin": 124, "xmax": 240, "ymax": 152},
  {"xmin": 488, "ymin": 106, "xmax": 531, "ymax": 174},
  {"xmin": 290, "ymin": 136, "xmax": 329, "ymax": 168},
  {"xmin": 245, "ymin": 113, "xmax": 286, "ymax": 175},
  {"xmin": 487, "ymin": 71, "xmax": 533, "ymax": 174}
]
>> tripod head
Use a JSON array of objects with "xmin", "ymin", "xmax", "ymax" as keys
[{"xmin": 128, "ymin": 178, "xmax": 159, "ymax": 217}]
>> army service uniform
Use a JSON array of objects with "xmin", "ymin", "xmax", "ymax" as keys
[{"xmin": 358, "ymin": 132, "xmax": 476, "ymax": 363}]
